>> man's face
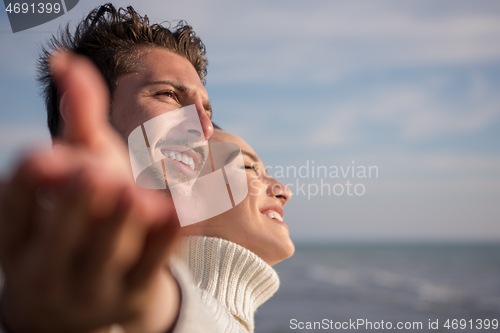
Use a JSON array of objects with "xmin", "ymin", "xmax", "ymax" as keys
[{"xmin": 110, "ymin": 47, "xmax": 213, "ymax": 185}]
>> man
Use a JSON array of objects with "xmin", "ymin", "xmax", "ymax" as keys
[{"xmin": 0, "ymin": 4, "xmax": 218, "ymax": 332}]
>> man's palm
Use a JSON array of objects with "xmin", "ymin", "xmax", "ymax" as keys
[{"xmin": 0, "ymin": 52, "xmax": 180, "ymax": 333}]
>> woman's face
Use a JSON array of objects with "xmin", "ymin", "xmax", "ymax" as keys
[{"xmin": 181, "ymin": 130, "xmax": 294, "ymax": 265}]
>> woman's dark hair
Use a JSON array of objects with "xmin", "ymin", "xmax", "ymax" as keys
[{"xmin": 38, "ymin": 3, "xmax": 208, "ymax": 138}]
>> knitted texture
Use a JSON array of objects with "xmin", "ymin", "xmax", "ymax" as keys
[{"xmin": 173, "ymin": 236, "xmax": 280, "ymax": 333}]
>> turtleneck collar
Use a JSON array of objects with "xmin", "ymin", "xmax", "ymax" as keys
[{"xmin": 173, "ymin": 236, "xmax": 280, "ymax": 332}]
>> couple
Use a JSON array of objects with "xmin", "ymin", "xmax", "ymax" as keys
[{"xmin": 0, "ymin": 3, "xmax": 293, "ymax": 333}]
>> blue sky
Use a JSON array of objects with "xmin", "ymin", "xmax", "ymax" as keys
[{"xmin": 1, "ymin": 0, "xmax": 500, "ymax": 243}]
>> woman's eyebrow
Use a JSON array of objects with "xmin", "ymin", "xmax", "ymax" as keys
[
  {"xmin": 222, "ymin": 149, "xmax": 258, "ymax": 165},
  {"xmin": 242, "ymin": 150, "xmax": 258, "ymax": 162}
]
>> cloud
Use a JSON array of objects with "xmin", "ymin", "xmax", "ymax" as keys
[
  {"xmin": 2, "ymin": 0, "xmax": 500, "ymax": 84},
  {"xmin": 304, "ymin": 73, "xmax": 500, "ymax": 145},
  {"xmin": 308, "ymin": 108, "xmax": 357, "ymax": 146},
  {"xmin": 184, "ymin": 0, "xmax": 500, "ymax": 84}
]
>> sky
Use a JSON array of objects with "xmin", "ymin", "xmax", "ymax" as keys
[{"xmin": 1, "ymin": 0, "xmax": 499, "ymax": 243}]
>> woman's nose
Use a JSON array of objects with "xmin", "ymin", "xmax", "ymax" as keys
[{"xmin": 266, "ymin": 178, "xmax": 292, "ymax": 205}]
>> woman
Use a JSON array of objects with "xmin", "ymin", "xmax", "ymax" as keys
[{"xmin": 170, "ymin": 129, "xmax": 294, "ymax": 333}]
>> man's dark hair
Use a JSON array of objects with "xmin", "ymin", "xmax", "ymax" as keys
[{"xmin": 38, "ymin": 3, "xmax": 208, "ymax": 138}]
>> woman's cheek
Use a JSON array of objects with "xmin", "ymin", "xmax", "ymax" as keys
[{"xmin": 249, "ymin": 179, "xmax": 263, "ymax": 197}]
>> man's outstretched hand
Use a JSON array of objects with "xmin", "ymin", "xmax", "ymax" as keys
[{"xmin": 0, "ymin": 51, "xmax": 180, "ymax": 333}]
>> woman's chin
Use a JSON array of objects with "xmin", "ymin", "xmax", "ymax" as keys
[
  {"xmin": 266, "ymin": 239, "xmax": 295, "ymax": 266},
  {"xmin": 282, "ymin": 238, "xmax": 295, "ymax": 260}
]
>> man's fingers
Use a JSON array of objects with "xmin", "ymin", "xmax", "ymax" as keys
[
  {"xmin": 0, "ymin": 168, "xmax": 37, "ymax": 257},
  {"xmin": 125, "ymin": 192, "xmax": 179, "ymax": 289},
  {"xmin": 78, "ymin": 187, "xmax": 178, "ymax": 294},
  {"xmin": 0, "ymin": 178, "xmax": 5, "ymax": 200},
  {"xmin": 77, "ymin": 186, "xmax": 134, "ymax": 289},
  {"xmin": 40, "ymin": 171, "xmax": 93, "ymax": 281},
  {"xmin": 49, "ymin": 50, "xmax": 110, "ymax": 148},
  {"xmin": 78, "ymin": 186, "xmax": 164, "ymax": 291},
  {"xmin": 0, "ymin": 151, "xmax": 65, "ymax": 257},
  {"xmin": 125, "ymin": 218, "xmax": 179, "ymax": 290},
  {"xmin": 0, "ymin": 145, "xmax": 106, "ymax": 259},
  {"xmin": 49, "ymin": 50, "xmax": 136, "ymax": 184}
]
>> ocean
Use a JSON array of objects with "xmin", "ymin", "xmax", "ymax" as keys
[{"xmin": 254, "ymin": 244, "xmax": 500, "ymax": 332}]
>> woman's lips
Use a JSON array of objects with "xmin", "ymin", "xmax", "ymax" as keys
[{"xmin": 261, "ymin": 209, "xmax": 284, "ymax": 222}]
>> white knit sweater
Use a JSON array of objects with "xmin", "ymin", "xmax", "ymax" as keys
[
  {"xmin": 173, "ymin": 236, "xmax": 280, "ymax": 333},
  {"xmin": 0, "ymin": 236, "xmax": 280, "ymax": 333}
]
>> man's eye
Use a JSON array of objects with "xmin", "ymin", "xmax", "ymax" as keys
[{"xmin": 157, "ymin": 90, "xmax": 177, "ymax": 100}]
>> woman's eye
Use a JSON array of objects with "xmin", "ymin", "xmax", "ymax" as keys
[{"xmin": 242, "ymin": 165, "xmax": 259, "ymax": 174}]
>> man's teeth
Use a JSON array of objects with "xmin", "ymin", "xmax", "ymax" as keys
[
  {"xmin": 264, "ymin": 210, "xmax": 283, "ymax": 222},
  {"xmin": 163, "ymin": 151, "xmax": 195, "ymax": 170}
]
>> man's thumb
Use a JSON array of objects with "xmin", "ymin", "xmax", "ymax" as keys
[{"xmin": 49, "ymin": 50, "xmax": 110, "ymax": 148}]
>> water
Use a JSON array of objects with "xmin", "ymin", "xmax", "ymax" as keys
[{"xmin": 255, "ymin": 244, "xmax": 500, "ymax": 332}]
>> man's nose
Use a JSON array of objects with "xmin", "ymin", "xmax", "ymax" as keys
[{"xmin": 194, "ymin": 100, "xmax": 213, "ymax": 140}]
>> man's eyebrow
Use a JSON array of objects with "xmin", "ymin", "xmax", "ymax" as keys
[
  {"xmin": 144, "ymin": 80, "xmax": 213, "ymax": 119},
  {"xmin": 143, "ymin": 80, "xmax": 187, "ymax": 92}
]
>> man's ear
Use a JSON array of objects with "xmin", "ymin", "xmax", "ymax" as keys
[{"xmin": 59, "ymin": 92, "xmax": 68, "ymax": 139}]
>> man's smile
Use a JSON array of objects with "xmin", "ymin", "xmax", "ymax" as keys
[{"xmin": 159, "ymin": 145, "xmax": 205, "ymax": 180}]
